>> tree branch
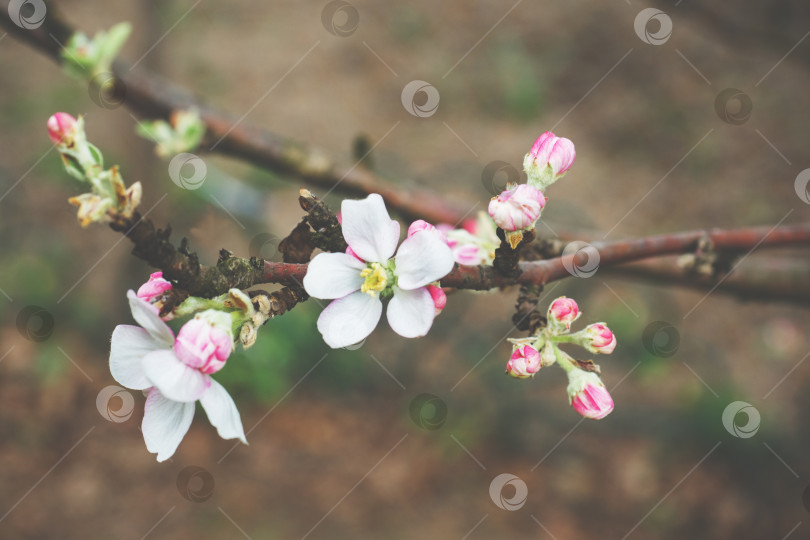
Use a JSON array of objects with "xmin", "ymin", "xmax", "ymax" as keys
[{"xmin": 0, "ymin": 1, "xmax": 467, "ymax": 225}]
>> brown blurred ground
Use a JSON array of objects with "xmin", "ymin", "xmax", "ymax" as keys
[{"xmin": 1, "ymin": 1, "xmax": 809, "ymax": 538}]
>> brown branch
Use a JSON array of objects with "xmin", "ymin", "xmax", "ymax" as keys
[
  {"xmin": 108, "ymin": 199, "xmax": 810, "ymax": 307},
  {"xmin": 6, "ymin": 3, "xmax": 809, "ymax": 304},
  {"xmin": 604, "ymin": 258, "xmax": 810, "ymax": 306},
  {"xmin": 0, "ymin": 2, "xmax": 467, "ymax": 225}
]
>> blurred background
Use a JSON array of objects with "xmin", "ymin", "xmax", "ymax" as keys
[{"xmin": 1, "ymin": 1, "xmax": 809, "ymax": 538}]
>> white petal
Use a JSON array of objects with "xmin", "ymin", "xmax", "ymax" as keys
[
  {"xmin": 142, "ymin": 349, "xmax": 210, "ymax": 402},
  {"xmin": 394, "ymin": 231, "xmax": 455, "ymax": 290},
  {"xmin": 127, "ymin": 290, "xmax": 174, "ymax": 346},
  {"xmin": 386, "ymin": 286, "xmax": 435, "ymax": 338},
  {"xmin": 317, "ymin": 291, "xmax": 382, "ymax": 348},
  {"xmin": 303, "ymin": 252, "xmax": 365, "ymax": 299},
  {"xmin": 341, "ymin": 194, "xmax": 400, "ymax": 262},
  {"xmin": 110, "ymin": 325, "xmax": 162, "ymax": 390},
  {"xmin": 200, "ymin": 379, "xmax": 247, "ymax": 444},
  {"xmin": 142, "ymin": 388, "xmax": 195, "ymax": 462}
]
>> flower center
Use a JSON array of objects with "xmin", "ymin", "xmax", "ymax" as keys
[{"xmin": 360, "ymin": 262, "xmax": 389, "ymax": 297}]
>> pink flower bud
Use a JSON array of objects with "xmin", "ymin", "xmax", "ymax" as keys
[
  {"xmin": 527, "ymin": 131, "xmax": 576, "ymax": 176},
  {"xmin": 487, "ymin": 184, "xmax": 545, "ymax": 232},
  {"xmin": 408, "ymin": 220, "xmax": 447, "ymax": 244},
  {"xmin": 408, "ymin": 219, "xmax": 434, "ymax": 237},
  {"xmin": 47, "ymin": 113, "xmax": 78, "ymax": 145},
  {"xmin": 427, "ymin": 284, "xmax": 446, "ymax": 315},
  {"xmin": 173, "ymin": 313, "xmax": 233, "ymax": 374},
  {"xmin": 567, "ymin": 370, "xmax": 614, "ymax": 419},
  {"xmin": 581, "ymin": 323, "xmax": 616, "ymax": 354},
  {"xmin": 548, "ymin": 296, "xmax": 579, "ymax": 330},
  {"xmin": 136, "ymin": 272, "xmax": 173, "ymax": 303},
  {"xmin": 506, "ymin": 345, "xmax": 542, "ymax": 379}
]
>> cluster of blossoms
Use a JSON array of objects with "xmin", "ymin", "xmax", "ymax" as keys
[
  {"xmin": 110, "ymin": 274, "xmax": 249, "ymax": 461},
  {"xmin": 49, "ymin": 112, "xmax": 618, "ymax": 460},
  {"xmin": 507, "ymin": 297, "xmax": 616, "ymax": 419},
  {"xmin": 488, "ymin": 131, "xmax": 575, "ymax": 248}
]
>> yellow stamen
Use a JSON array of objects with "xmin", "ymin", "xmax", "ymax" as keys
[{"xmin": 360, "ymin": 262, "xmax": 388, "ymax": 297}]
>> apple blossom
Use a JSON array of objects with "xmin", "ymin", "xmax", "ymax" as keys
[
  {"xmin": 548, "ymin": 296, "xmax": 580, "ymax": 331},
  {"xmin": 488, "ymin": 184, "xmax": 545, "ymax": 232},
  {"xmin": 109, "ymin": 291, "xmax": 246, "ymax": 461},
  {"xmin": 47, "ymin": 112, "xmax": 78, "ymax": 146},
  {"xmin": 137, "ymin": 271, "xmax": 172, "ymax": 304},
  {"xmin": 303, "ymin": 194, "xmax": 455, "ymax": 348},
  {"xmin": 523, "ymin": 131, "xmax": 576, "ymax": 190},
  {"xmin": 577, "ymin": 323, "xmax": 617, "ymax": 354},
  {"xmin": 566, "ymin": 369, "xmax": 614, "ymax": 420},
  {"xmin": 506, "ymin": 345, "xmax": 542, "ymax": 379}
]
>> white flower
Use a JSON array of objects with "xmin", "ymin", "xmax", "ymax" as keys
[
  {"xmin": 109, "ymin": 291, "xmax": 247, "ymax": 461},
  {"xmin": 304, "ymin": 194, "xmax": 455, "ymax": 348}
]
